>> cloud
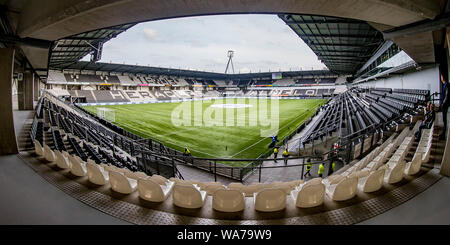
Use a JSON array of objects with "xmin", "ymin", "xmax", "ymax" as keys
[
  {"xmin": 239, "ymin": 67, "xmax": 251, "ymax": 73},
  {"xmin": 143, "ymin": 29, "xmax": 158, "ymax": 41},
  {"xmin": 99, "ymin": 14, "xmax": 327, "ymax": 72}
]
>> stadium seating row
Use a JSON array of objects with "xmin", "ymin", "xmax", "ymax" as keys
[
  {"xmin": 301, "ymin": 88, "xmax": 425, "ymax": 147},
  {"xmin": 42, "ymin": 96, "xmax": 138, "ymax": 171},
  {"xmin": 48, "ymin": 70, "xmax": 338, "ymax": 88},
  {"xmin": 32, "ymin": 119, "xmax": 431, "ymax": 212},
  {"xmin": 50, "ymin": 88, "xmax": 335, "ymax": 104}
]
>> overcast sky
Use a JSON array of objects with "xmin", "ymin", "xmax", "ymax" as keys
[{"xmin": 83, "ymin": 14, "xmax": 327, "ymax": 73}]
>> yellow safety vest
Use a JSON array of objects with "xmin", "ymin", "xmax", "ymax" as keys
[
  {"xmin": 318, "ymin": 164, "xmax": 325, "ymax": 175},
  {"xmin": 185, "ymin": 148, "xmax": 190, "ymax": 154},
  {"xmin": 306, "ymin": 162, "xmax": 312, "ymax": 171},
  {"xmin": 274, "ymin": 148, "xmax": 278, "ymax": 153},
  {"xmin": 283, "ymin": 150, "xmax": 289, "ymax": 156},
  {"xmin": 332, "ymin": 162, "xmax": 336, "ymax": 171}
]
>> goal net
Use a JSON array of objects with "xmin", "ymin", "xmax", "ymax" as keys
[{"xmin": 97, "ymin": 107, "xmax": 115, "ymax": 122}]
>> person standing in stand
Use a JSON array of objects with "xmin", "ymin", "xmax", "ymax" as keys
[
  {"xmin": 440, "ymin": 74, "xmax": 449, "ymax": 140},
  {"xmin": 303, "ymin": 158, "xmax": 312, "ymax": 178},
  {"xmin": 282, "ymin": 148, "xmax": 289, "ymax": 165},
  {"xmin": 318, "ymin": 163, "xmax": 325, "ymax": 178},
  {"xmin": 273, "ymin": 146, "xmax": 279, "ymax": 163}
]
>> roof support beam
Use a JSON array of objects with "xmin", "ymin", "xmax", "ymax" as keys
[
  {"xmin": 316, "ymin": 50, "xmax": 368, "ymax": 54},
  {"xmin": 374, "ymin": 0, "xmax": 440, "ymax": 20},
  {"xmin": 60, "ymin": 37, "xmax": 104, "ymax": 41},
  {"xmin": 319, "ymin": 55, "xmax": 368, "ymax": 59},
  {"xmin": 355, "ymin": 41, "xmax": 395, "ymax": 76},
  {"xmin": 298, "ymin": 33, "xmax": 378, "ymax": 39},
  {"xmin": 307, "ymin": 42, "xmax": 381, "ymax": 47},
  {"xmin": 54, "ymin": 44, "xmax": 92, "ymax": 48},
  {"xmin": 0, "ymin": 35, "xmax": 52, "ymax": 49},
  {"xmin": 52, "ymin": 50, "xmax": 90, "ymax": 53},
  {"xmin": 383, "ymin": 12, "xmax": 450, "ymax": 40},
  {"xmin": 284, "ymin": 20, "xmax": 363, "ymax": 25}
]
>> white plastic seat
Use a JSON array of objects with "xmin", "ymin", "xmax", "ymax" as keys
[
  {"xmin": 43, "ymin": 144, "xmax": 56, "ymax": 162},
  {"xmin": 86, "ymin": 161, "xmax": 109, "ymax": 185},
  {"xmin": 69, "ymin": 155, "xmax": 87, "ymax": 177},
  {"xmin": 364, "ymin": 159, "xmax": 383, "ymax": 172},
  {"xmin": 55, "ymin": 150, "xmax": 71, "ymax": 169},
  {"xmin": 275, "ymin": 182, "xmax": 296, "ymax": 195},
  {"xmin": 102, "ymin": 164, "xmax": 120, "ymax": 173},
  {"xmin": 389, "ymin": 153, "xmax": 405, "ymax": 165},
  {"xmin": 384, "ymin": 162, "xmax": 406, "ymax": 184},
  {"xmin": 348, "ymin": 170, "xmax": 369, "ymax": 180},
  {"xmin": 404, "ymin": 152, "xmax": 423, "ymax": 176},
  {"xmin": 254, "ymin": 188, "xmax": 286, "ymax": 212},
  {"xmin": 138, "ymin": 178, "xmax": 174, "ymax": 202},
  {"xmin": 325, "ymin": 176, "xmax": 358, "ymax": 201},
  {"xmin": 422, "ymin": 144, "xmax": 432, "ymax": 163},
  {"xmin": 169, "ymin": 178, "xmax": 199, "ymax": 187},
  {"xmin": 241, "ymin": 183, "xmax": 266, "ymax": 197},
  {"xmin": 290, "ymin": 182, "xmax": 325, "ymax": 208},
  {"xmin": 169, "ymin": 177, "xmax": 184, "ymax": 184},
  {"xmin": 287, "ymin": 180, "xmax": 305, "ymax": 190},
  {"xmin": 322, "ymin": 175, "xmax": 344, "ymax": 186},
  {"xmin": 62, "ymin": 151, "xmax": 70, "ymax": 158},
  {"xmin": 34, "ymin": 140, "xmax": 44, "ymax": 156},
  {"xmin": 172, "ymin": 184, "xmax": 207, "ymax": 209},
  {"xmin": 118, "ymin": 167, "xmax": 133, "ymax": 175},
  {"xmin": 203, "ymin": 183, "xmax": 226, "ymax": 195},
  {"xmin": 358, "ymin": 168, "xmax": 385, "ymax": 193},
  {"xmin": 212, "ymin": 189, "xmax": 245, "ymax": 212},
  {"xmin": 298, "ymin": 177, "xmax": 322, "ymax": 189},
  {"xmin": 227, "ymin": 182, "xmax": 244, "ymax": 191},
  {"xmin": 150, "ymin": 175, "xmax": 169, "ymax": 185},
  {"xmin": 109, "ymin": 171, "xmax": 137, "ymax": 194},
  {"xmin": 184, "ymin": 179, "xmax": 202, "ymax": 186},
  {"xmin": 198, "ymin": 181, "xmax": 221, "ymax": 189},
  {"xmin": 125, "ymin": 171, "xmax": 149, "ymax": 180}
]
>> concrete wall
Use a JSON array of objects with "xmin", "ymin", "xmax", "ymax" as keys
[
  {"xmin": 356, "ymin": 66, "xmax": 440, "ymax": 95},
  {"xmin": 0, "ymin": 49, "xmax": 18, "ymax": 155}
]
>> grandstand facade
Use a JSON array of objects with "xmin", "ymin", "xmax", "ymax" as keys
[{"xmin": 0, "ymin": 0, "xmax": 449, "ymax": 228}]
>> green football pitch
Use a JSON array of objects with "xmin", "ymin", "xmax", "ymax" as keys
[{"xmin": 82, "ymin": 98, "xmax": 325, "ymax": 165}]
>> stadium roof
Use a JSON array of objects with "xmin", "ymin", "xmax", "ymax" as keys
[
  {"xmin": 44, "ymin": 13, "xmax": 405, "ymax": 79},
  {"xmin": 54, "ymin": 61, "xmax": 337, "ymax": 80},
  {"xmin": 278, "ymin": 14, "xmax": 385, "ymax": 75},
  {"xmin": 48, "ymin": 23, "xmax": 136, "ymax": 69}
]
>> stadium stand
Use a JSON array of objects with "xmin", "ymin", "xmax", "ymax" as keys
[
  {"xmin": 298, "ymin": 87, "xmax": 427, "ymax": 150},
  {"xmin": 29, "ymin": 84, "xmax": 437, "ymax": 216}
]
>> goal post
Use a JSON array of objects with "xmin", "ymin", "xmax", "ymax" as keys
[{"xmin": 97, "ymin": 107, "xmax": 115, "ymax": 122}]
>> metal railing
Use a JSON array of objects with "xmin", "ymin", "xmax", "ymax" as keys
[{"xmin": 135, "ymin": 148, "xmax": 339, "ymax": 183}]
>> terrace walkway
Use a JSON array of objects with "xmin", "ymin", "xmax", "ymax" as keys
[{"xmin": 287, "ymin": 108, "xmax": 325, "ymax": 152}]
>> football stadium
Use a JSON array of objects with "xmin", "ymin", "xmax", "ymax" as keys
[{"xmin": 0, "ymin": 0, "xmax": 450, "ymax": 231}]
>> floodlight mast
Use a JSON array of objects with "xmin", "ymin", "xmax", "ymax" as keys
[{"xmin": 225, "ymin": 50, "xmax": 235, "ymax": 74}]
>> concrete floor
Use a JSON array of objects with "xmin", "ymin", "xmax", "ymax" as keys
[
  {"xmin": 0, "ymin": 154, "xmax": 130, "ymax": 225},
  {"xmin": 358, "ymin": 176, "xmax": 450, "ymax": 225},
  {"xmin": 0, "ymin": 104, "xmax": 129, "ymax": 225}
]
